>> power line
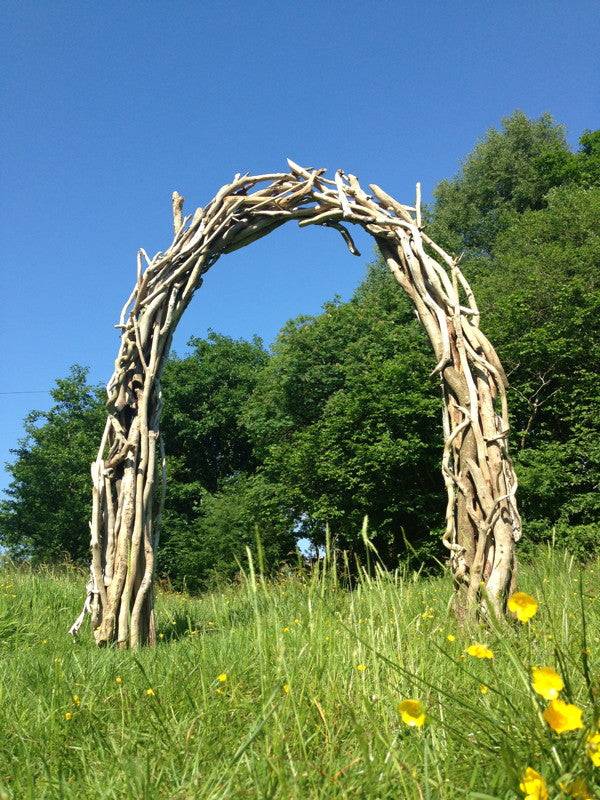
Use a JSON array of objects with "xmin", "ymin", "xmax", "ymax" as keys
[{"xmin": 0, "ymin": 390, "xmax": 50, "ymax": 395}]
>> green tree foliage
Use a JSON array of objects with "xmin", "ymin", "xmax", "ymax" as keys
[
  {"xmin": 430, "ymin": 110, "xmax": 600, "ymax": 555},
  {"xmin": 430, "ymin": 111, "xmax": 595, "ymax": 257},
  {"xmin": 157, "ymin": 333, "xmax": 295, "ymax": 590},
  {"xmin": 242, "ymin": 266, "xmax": 444, "ymax": 565},
  {"xmin": 0, "ymin": 335, "xmax": 297, "ymax": 584},
  {"xmin": 0, "ymin": 366, "xmax": 105, "ymax": 562},
  {"xmin": 477, "ymin": 185, "xmax": 600, "ymax": 554},
  {"xmin": 2, "ymin": 112, "xmax": 598, "ymax": 582},
  {"xmin": 160, "ymin": 331, "xmax": 268, "ymax": 506},
  {"xmin": 158, "ymin": 474, "xmax": 296, "ymax": 593}
]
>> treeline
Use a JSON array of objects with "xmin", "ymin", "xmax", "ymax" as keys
[{"xmin": 2, "ymin": 112, "xmax": 599, "ymax": 590}]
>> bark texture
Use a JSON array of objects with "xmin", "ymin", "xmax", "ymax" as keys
[{"xmin": 70, "ymin": 162, "xmax": 521, "ymax": 646}]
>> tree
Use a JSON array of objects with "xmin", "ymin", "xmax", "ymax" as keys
[
  {"xmin": 0, "ymin": 336, "xmax": 284, "ymax": 584},
  {"xmin": 428, "ymin": 111, "xmax": 600, "ymax": 556},
  {"xmin": 6, "ymin": 116, "xmax": 598, "ymax": 637},
  {"xmin": 477, "ymin": 184, "xmax": 600, "ymax": 554},
  {"xmin": 158, "ymin": 474, "xmax": 296, "ymax": 593},
  {"xmin": 242, "ymin": 263, "xmax": 445, "ymax": 567},
  {"xmin": 0, "ymin": 366, "xmax": 105, "ymax": 563},
  {"xmin": 161, "ymin": 332, "xmax": 268, "ymax": 493},
  {"xmin": 157, "ymin": 333, "xmax": 295, "ymax": 589},
  {"xmin": 430, "ymin": 111, "xmax": 575, "ymax": 257}
]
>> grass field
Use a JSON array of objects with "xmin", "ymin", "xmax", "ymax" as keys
[{"xmin": 0, "ymin": 547, "xmax": 598, "ymax": 799}]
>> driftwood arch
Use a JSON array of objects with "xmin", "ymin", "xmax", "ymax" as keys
[{"xmin": 71, "ymin": 161, "xmax": 521, "ymax": 647}]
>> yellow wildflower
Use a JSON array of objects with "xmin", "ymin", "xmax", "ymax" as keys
[
  {"xmin": 115, "ymin": 676, "xmax": 123, "ymax": 685},
  {"xmin": 64, "ymin": 711, "xmax": 73, "ymax": 721},
  {"xmin": 282, "ymin": 683, "xmax": 290, "ymax": 695},
  {"xmin": 293, "ymin": 618, "xmax": 301, "ymax": 625},
  {"xmin": 71, "ymin": 695, "xmax": 81, "ymax": 707},
  {"xmin": 282, "ymin": 626, "xmax": 290, "ymax": 633},
  {"xmin": 586, "ymin": 731, "xmax": 600, "ymax": 766},
  {"xmin": 508, "ymin": 591, "xmax": 538, "ymax": 623},
  {"xmin": 560, "ymin": 778, "xmax": 592, "ymax": 799},
  {"xmin": 519, "ymin": 767, "xmax": 548, "ymax": 800},
  {"xmin": 466, "ymin": 643, "xmax": 494, "ymax": 660},
  {"xmin": 145, "ymin": 688, "xmax": 156, "ymax": 697},
  {"xmin": 531, "ymin": 666, "xmax": 564, "ymax": 700},
  {"xmin": 542, "ymin": 699, "xmax": 584, "ymax": 733},
  {"xmin": 398, "ymin": 699, "xmax": 426, "ymax": 728},
  {"xmin": 447, "ymin": 634, "xmax": 456, "ymax": 643},
  {"xmin": 355, "ymin": 664, "xmax": 367, "ymax": 672},
  {"xmin": 217, "ymin": 673, "xmax": 228, "ymax": 683},
  {"xmin": 480, "ymin": 684, "xmax": 489, "ymax": 695}
]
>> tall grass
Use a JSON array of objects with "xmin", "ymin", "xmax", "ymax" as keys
[{"xmin": 0, "ymin": 547, "xmax": 598, "ymax": 799}]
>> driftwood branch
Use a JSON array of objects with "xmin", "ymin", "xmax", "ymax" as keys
[
  {"xmin": 172, "ymin": 192, "xmax": 184, "ymax": 235},
  {"xmin": 73, "ymin": 162, "xmax": 521, "ymax": 647}
]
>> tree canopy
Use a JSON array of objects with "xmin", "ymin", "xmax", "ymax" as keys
[
  {"xmin": 2, "ymin": 111, "xmax": 598, "ymax": 585},
  {"xmin": 241, "ymin": 265, "xmax": 443, "ymax": 564},
  {"xmin": 430, "ymin": 111, "xmax": 599, "ymax": 257},
  {"xmin": 0, "ymin": 366, "xmax": 106, "ymax": 563}
]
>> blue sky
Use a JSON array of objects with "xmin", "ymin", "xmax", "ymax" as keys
[{"xmin": 1, "ymin": 0, "xmax": 598, "ymax": 492}]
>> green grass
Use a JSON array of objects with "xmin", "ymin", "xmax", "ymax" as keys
[{"xmin": 0, "ymin": 548, "xmax": 598, "ymax": 799}]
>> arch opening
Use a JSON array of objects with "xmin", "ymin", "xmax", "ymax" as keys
[{"xmin": 70, "ymin": 161, "xmax": 521, "ymax": 647}]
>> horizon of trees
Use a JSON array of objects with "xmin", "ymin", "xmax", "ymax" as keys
[{"xmin": 2, "ymin": 111, "xmax": 599, "ymax": 591}]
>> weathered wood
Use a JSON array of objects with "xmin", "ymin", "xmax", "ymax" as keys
[{"xmin": 71, "ymin": 163, "xmax": 521, "ymax": 647}]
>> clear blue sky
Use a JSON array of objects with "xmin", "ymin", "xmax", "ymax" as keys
[{"xmin": 1, "ymin": 0, "xmax": 598, "ymax": 492}]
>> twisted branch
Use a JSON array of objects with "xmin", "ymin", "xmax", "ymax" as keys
[{"xmin": 72, "ymin": 162, "xmax": 521, "ymax": 646}]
